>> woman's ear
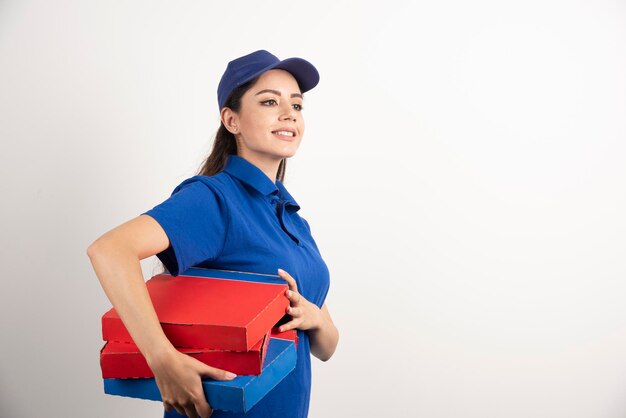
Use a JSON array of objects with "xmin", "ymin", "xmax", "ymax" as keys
[{"xmin": 221, "ymin": 107, "xmax": 239, "ymax": 135}]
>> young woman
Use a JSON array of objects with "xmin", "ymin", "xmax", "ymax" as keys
[{"xmin": 87, "ymin": 50, "xmax": 339, "ymax": 418}]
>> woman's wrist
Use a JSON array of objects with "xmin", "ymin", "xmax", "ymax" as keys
[
  {"xmin": 144, "ymin": 340, "xmax": 177, "ymax": 369},
  {"xmin": 311, "ymin": 304, "xmax": 325, "ymax": 331}
]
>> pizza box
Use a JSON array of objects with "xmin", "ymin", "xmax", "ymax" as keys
[
  {"xmin": 103, "ymin": 337, "xmax": 296, "ymax": 414},
  {"xmin": 102, "ymin": 273, "xmax": 288, "ymax": 351},
  {"xmin": 100, "ymin": 332, "xmax": 270, "ymax": 378}
]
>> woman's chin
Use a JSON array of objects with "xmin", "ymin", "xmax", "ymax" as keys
[{"xmin": 274, "ymin": 147, "xmax": 299, "ymax": 159}]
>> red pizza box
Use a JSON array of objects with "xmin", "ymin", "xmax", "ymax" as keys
[
  {"xmin": 270, "ymin": 327, "xmax": 298, "ymax": 347},
  {"xmin": 102, "ymin": 273, "xmax": 289, "ymax": 351},
  {"xmin": 100, "ymin": 333, "xmax": 270, "ymax": 379}
]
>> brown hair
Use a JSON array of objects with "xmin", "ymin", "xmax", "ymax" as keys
[{"xmin": 197, "ymin": 77, "xmax": 287, "ymax": 182}]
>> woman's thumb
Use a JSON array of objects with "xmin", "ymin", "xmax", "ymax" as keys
[{"xmin": 197, "ymin": 362, "xmax": 237, "ymax": 381}]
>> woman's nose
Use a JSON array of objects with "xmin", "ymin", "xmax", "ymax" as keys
[{"xmin": 279, "ymin": 103, "xmax": 297, "ymax": 121}]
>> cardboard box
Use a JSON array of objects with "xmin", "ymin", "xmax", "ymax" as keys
[
  {"xmin": 104, "ymin": 337, "xmax": 296, "ymax": 414},
  {"xmin": 182, "ymin": 267, "xmax": 286, "ymax": 285},
  {"xmin": 270, "ymin": 327, "xmax": 299, "ymax": 347},
  {"xmin": 102, "ymin": 273, "xmax": 288, "ymax": 351},
  {"xmin": 100, "ymin": 333, "xmax": 270, "ymax": 379}
]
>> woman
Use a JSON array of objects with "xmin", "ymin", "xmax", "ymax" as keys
[{"xmin": 87, "ymin": 49, "xmax": 339, "ymax": 418}]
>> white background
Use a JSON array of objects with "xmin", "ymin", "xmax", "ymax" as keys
[{"xmin": 1, "ymin": 0, "xmax": 626, "ymax": 417}]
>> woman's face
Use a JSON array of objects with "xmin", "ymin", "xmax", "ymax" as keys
[{"xmin": 228, "ymin": 69, "xmax": 305, "ymax": 164}]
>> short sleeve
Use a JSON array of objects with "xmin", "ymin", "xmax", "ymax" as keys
[{"xmin": 142, "ymin": 180, "xmax": 229, "ymax": 276}]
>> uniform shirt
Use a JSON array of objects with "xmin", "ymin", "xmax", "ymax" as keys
[{"xmin": 142, "ymin": 155, "xmax": 331, "ymax": 418}]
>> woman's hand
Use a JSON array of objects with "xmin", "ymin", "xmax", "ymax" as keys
[
  {"xmin": 277, "ymin": 268, "xmax": 323, "ymax": 332},
  {"xmin": 148, "ymin": 346, "xmax": 236, "ymax": 418},
  {"xmin": 277, "ymin": 268, "xmax": 339, "ymax": 361}
]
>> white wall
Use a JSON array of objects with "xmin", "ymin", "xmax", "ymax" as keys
[{"xmin": 1, "ymin": 1, "xmax": 625, "ymax": 417}]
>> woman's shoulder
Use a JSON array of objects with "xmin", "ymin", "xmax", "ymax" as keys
[{"xmin": 171, "ymin": 172, "xmax": 233, "ymax": 197}]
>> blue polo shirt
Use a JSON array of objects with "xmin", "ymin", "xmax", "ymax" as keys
[{"xmin": 143, "ymin": 155, "xmax": 331, "ymax": 418}]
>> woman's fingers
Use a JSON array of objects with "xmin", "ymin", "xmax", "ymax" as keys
[
  {"xmin": 189, "ymin": 388, "xmax": 212, "ymax": 418},
  {"xmin": 175, "ymin": 357, "xmax": 230, "ymax": 416},
  {"xmin": 277, "ymin": 268, "xmax": 322, "ymax": 332},
  {"xmin": 287, "ymin": 306, "xmax": 302, "ymax": 317},
  {"xmin": 183, "ymin": 403, "xmax": 198, "ymax": 418},
  {"xmin": 279, "ymin": 318, "xmax": 300, "ymax": 332},
  {"xmin": 173, "ymin": 405, "xmax": 186, "ymax": 416},
  {"xmin": 196, "ymin": 400, "xmax": 213, "ymax": 418},
  {"xmin": 166, "ymin": 396, "xmax": 210, "ymax": 418},
  {"xmin": 192, "ymin": 357, "xmax": 237, "ymax": 381},
  {"xmin": 153, "ymin": 350, "xmax": 220, "ymax": 418},
  {"xmin": 286, "ymin": 289, "xmax": 301, "ymax": 304},
  {"xmin": 277, "ymin": 268, "xmax": 298, "ymax": 293}
]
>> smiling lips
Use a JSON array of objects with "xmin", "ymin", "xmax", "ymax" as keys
[{"xmin": 272, "ymin": 129, "xmax": 296, "ymax": 141}]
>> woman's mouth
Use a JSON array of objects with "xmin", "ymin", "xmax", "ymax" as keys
[{"xmin": 272, "ymin": 130, "xmax": 296, "ymax": 141}]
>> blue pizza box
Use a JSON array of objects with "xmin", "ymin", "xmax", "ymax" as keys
[
  {"xmin": 103, "ymin": 338, "xmax": 296, "ymax": 413},
  {"xmin": 181, "ymin": 267, "xmax": 286, "ymax": 285}
]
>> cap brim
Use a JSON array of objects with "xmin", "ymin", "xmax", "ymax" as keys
[
  {"xmin": 241, "ymin": 57, "xmax": 319, "ymax": 94},
  {"xmin": 272, "ymin": 58, "xmax": 320, "ymax": 93}
]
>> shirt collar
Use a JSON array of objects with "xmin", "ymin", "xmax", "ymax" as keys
[{"xmin": 224, "ymin": 155, "xmax": 300, "ymax": 210}]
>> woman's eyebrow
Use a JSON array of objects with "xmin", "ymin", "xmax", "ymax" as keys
[{"xmin": 255, "ymin": 89, "xmax": 303, "ymax": 99}]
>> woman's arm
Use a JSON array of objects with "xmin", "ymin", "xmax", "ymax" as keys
[
  {"xmin": 277, "ymin": 269, "xmax": 339, "ymax": 362},
  {"xmin": 307, "ymin": 303, "xmax": 339, "ymax": 361},
  {"xmin": 87, "ymin": 214, "xmax": 234, "ymax": 418},
  {"xmin": 88, "ymin": 215, "xmax": 172, "ymax": 361}
]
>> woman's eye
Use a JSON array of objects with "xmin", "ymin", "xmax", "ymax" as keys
[{"xmin": 260, "ymin": 99, "xmax": 303, "ymax": 111}]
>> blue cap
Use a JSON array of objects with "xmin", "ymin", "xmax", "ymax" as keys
[{"xmin": 217, "ymin": 50, "xmax": 319, "ymax": 110}]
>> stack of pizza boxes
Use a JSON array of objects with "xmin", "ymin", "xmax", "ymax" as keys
[{"xmin": 100, "ymin": 268, "xmax": 298, "ymax": 414}]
